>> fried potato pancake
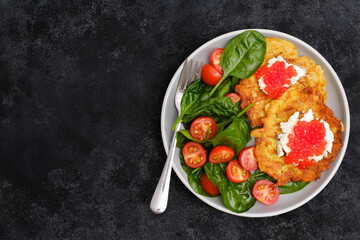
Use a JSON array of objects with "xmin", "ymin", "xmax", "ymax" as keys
[
  {"xmin": 251, "ymin": 87, "xmax": 343, "ymax": 185},
  {"xmin": 235, "ymin": 38, "xmax": 327, "ymax": 127}
]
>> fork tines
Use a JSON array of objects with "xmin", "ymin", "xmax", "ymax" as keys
[{"xmin": 179, "ymin": 58, "xmax": 203, "ymax": 91}]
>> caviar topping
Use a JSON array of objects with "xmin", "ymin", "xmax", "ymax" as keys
[
  {"xmin": 255, "ymin": 56, "xmax": 305, "ymax": 99},
  {"xmin": 285, "ymin": 120, "xmax": 327, "ymax": 169},
  {"xmin": 277, "ymin": 109, "xmax": 334, "ymax": 170}
]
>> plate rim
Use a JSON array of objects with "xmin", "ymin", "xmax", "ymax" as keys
[{"xmin": 160, "ymin": 29, "xmax": 350, "ymax": 217}]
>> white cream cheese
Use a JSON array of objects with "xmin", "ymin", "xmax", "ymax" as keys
[
  {"xmin": 258, "ymin": 77, "xmax": 267, "ymax": 93},
  {"xmin": 258, "ymin": 56, "xmax": 306, "ymax": 95},
  {"xmin": 277, "ymin": 109, "xmax": 334, "ymax": 164}
]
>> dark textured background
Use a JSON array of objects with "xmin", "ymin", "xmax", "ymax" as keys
[{"xmin": 0, "ymin": 0, "xmax": 359, "ymax": 239}]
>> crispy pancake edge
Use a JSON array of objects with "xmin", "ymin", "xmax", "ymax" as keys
[
  {"xmin": 235, "ymin": 38, "xmax": 327, "ymax": 127},
  {"xmin": 251, "ymin": 87, "xmax": 343, "ymax": 185}
]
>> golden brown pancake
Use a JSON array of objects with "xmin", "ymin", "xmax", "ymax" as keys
[
  {"xmin": 235, "ymin": 38, "xmax": 327, "ymax": 127},
  {"xmin": 251, "ymin": 87, "xmax": 343, "ymax": 185}
]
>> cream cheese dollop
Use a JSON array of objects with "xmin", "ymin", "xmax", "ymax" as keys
[
  {"xmin": 277, "ymin": 109, "xmax": 334, "ymax": 164},
  {"xmin": 258, "ymin": 56, "xmax": 306, "ymax": 95}
]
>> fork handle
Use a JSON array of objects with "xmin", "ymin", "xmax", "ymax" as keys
[{"xmin": 150, "ymin": 123, "xmax": 181, "ymax": 214}]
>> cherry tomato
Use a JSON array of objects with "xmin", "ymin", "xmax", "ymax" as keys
[
  {"xmin": 239, "ymin": 146, "xmax": 259, "ymax": 171},
  {"xmin": 210, "ymin": 48, "xmax": 224, "ymax": 75},
  {"xmin": 225, "ymin": 93, "xmax": 241, "ymax": 103},
  {"xmin": 182, "ymin": 142, "xmax": 207, "ymax": 168},
  {"xmin": 190, "ymin": 117, "xmax": 217, "ymax": 141},
  {"xmin": 209, "ymin": 146, "xmax": 235, "ymax": 164},
  {"xmin": 201, "ymin": 64, "xmax": 222, "ymax": 86},
  {"xmin": 252, "ymin": 180, "xmax": 279, "ymax": 205},
  {"xmin": 226, "ymin": 160, "xmax": 250, "ymax": 183},
  {"xmin": 200, "ymin": 173, "xmax": 220, "ymax": 196}
]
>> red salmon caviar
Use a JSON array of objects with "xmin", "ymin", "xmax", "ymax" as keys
[
  {"xmin": 285, "ymin": 120, "xmax": 327, "ymax": 169},
  {"xmin": 255, "ymin": 60, "xmax": 298, "ymax": 99}
]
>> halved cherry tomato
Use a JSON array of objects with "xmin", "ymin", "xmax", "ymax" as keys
[
  {"xmin": 225, "ymin": 93, "xmax": 241, "ymax": 103},
  {"xmin": 239, "ymin": 146, "xmax": 259, "ymax": 171},
  {"xmin": 200, "ymin": 173, "xmax": 220, "ymax": 196},
  {"xmin": 252, "ymin": 180, "xmax": 279, "ymax": 205},
  {"xmin": 210, "ymin": 48, "xmax": 224, "ymax": 75},
  {"xmin": 226, "ymin": 160, "xmax": 250, "ymax": 183},
  {"xmin": 182, "ymin": 142, "xmax": 207, "ymax": 168},
  {"xmin": 209, "ymin": 146, "xmax": 235, "ymax": 164},
  {"xmin": 201, "ymin": 64, "xmax": 222, "ymax": 86},
  {"xmin": 190, "ymin": 117, "xmax": 217, "ymax": 141}
]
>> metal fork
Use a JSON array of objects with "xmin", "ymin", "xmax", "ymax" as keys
[{"xmin": 150, "ymin": 58, "xmax": 203, "ymax": 214}]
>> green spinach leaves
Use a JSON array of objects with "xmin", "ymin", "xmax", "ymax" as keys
[
  {"xmin": 252, "ymin": 170, "xmax": 309, "ymax": 194},
  {"xmin": 202, "ymin": 164, "xmax": 309, "ymax": 213},
  {"xmin": 172, "ymin": 79, "xmax": 207, "ymax": 130},
  {"xmin": 181, "ymin": 96, "xmax": 241, "ymax": 123},
  {"xmin": 173, "ymin": 30, "xmax": 266, "ymax": 129},
  {"xmin": 209, "ymin": 116, "xmax": 252, "ymax": 155},
  {"xmin": 204, "ymin": 162, "xmax": 256, "ymax": 213},
  {"xmin": 172, "ymin": 77, "xmax": 241, "ymax": 130},
  {"xmin": 176, "ymin": 115, "xmax": 252, "ymax": 156},
  {"xmin": 209, "ymin": 30, "xmax": 266, "ymax": 96},
  {"xmin": 188, "ymin": 167, "xmax": 213, "ymax": 197},
  {"xmin": 279, "ymin": 181, "xmax": 309, "ymax": 194}
]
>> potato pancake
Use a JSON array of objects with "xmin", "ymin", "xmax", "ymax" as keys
[
  {"xmin": 251, "ymin": 87, "xmax": 343, "ymax": 185},
  {"xmin": 235, "ymin": 38, "xmax": 327, "ymax": 127}
]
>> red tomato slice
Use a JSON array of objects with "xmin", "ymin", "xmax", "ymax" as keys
[
  {"xmin": 210, "ymin": 48, "xmax": 224, "ymax": 75},
  {"xmin": 182, "ymin": 142, "xmax": 207, "ymax": 168},
  {"xmin": 225, "ymin": 93, "xmax": 241, "ymax": 103},
  {"xmin": 201, "ymin": 64, "xmax": 222, "ymax": 86},
  {"xmin": 239, "ymin": 146, "xmax": 259, "ymax": 171},
  {"xmin": 226, "ymin": 160, "xmax": 250, "ymax": 183},
  {"xmin": 209, "ymin": 146, "xmax": 235, "ymax": 164},
  {"xmin": 200, "ymin": 173, "xmax": 220, "ymax": 196},
  {"xmin": 252, "ymin": 180, "xmax": 279, "ymax": 205},
  {"xmin": 190, "ymin": 117, "xmax": 217, "ymax": 141}
]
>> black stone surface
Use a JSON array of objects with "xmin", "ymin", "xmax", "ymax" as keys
[{"xmin": 0, "ymin": 0, "xmax": 359, "ymax": 239}]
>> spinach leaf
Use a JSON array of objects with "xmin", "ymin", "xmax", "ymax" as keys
[
  {"xmin": 188, "ymin": 167, "xmax": 213, "ymax": 197},
  {"xmin": 176, "ymin": 130, "xmax": 202, "ymax": 148},
  {"xmin": 172, "ymin": 79, "xmax": 207, "ymax": 130},
  {"xmin": 176, "ymin": 130, "xmax": 187, "ymax": 148},
  {"xmin": 173, "ymin": 76, "xmax": 241, "ymax": 130},
  {"xmin": 209, "ymin": 30, "xmax": 266, "ymax": 96},
  {"xmin": 203, "ymin": 162, "xmax": 227, "ymax": 186},
  {"xmin": 279, "ymin": 181, "xmax": 309, "ymax": 194},
  {"xmin": 230, "ymin": 76, "xmax": 240, "ymax": 92},
  {"xmin": 252, "ymin": 170, "xmax": 276, "ymax": 182},
  {"xmin": 198, "ymin": 85, "xmax": 214, "ymax": 101},
  {"xmin": 177, "ymin": 115, "xmax": 252, "ymax": 156},
  {"xmin": 215, "ymin": 118, "xmax": 233, "ymax": 133},
  {"xmin": 220, "ymin": 179, "xmax": 256, "ymax": 213},
  {"xmin": 252, "ymin": 170, "xmax": 309, "ymax": 194},
  {"xmin": 204, "ymin": 162, "xmax": 256, "ymax": 213},
  {"xmin": 212, "ymin": 77, "xmax": 234, "ymax": 97},
  {"xmin": 176, "ymin": 116, "xmax": 251, "ymax": 156},
  {"xmin": 182, "ymin": 97, "xmax": 241, "ymax": 123},
  {"xmin": 208, "ymin": 116, "xmax": 252, "ymax": 155},
  {"xmin": 221, "ymin": 30, "xmax": 267, "ymax": 79},
  {"xmin": 180, "ymin": 79, "xmax": 206, "ymax": 114}
]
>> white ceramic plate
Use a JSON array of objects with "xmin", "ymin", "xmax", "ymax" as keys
[{"xmin": 160, "ymin": 29, "xmax": 350, "ymax": 217}]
